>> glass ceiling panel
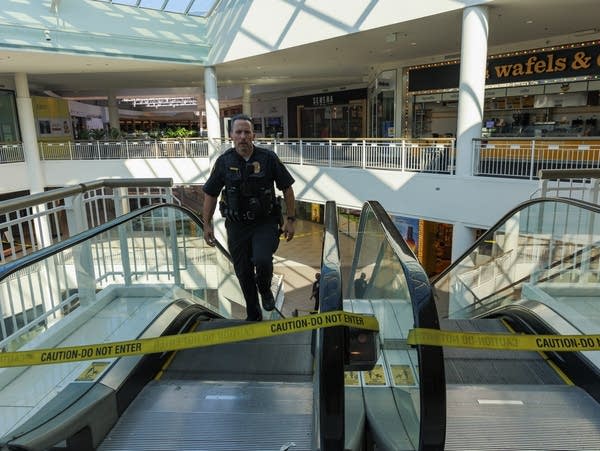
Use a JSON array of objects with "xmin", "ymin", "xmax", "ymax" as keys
[
  {"xmin": 188, "ymin": 0, "xmax": 217, "ymax": 16},
  {"xmin": 93, "ymin": 0, "xmax": 218, "ymax": 16},
  {"xmin": 164, "ymin": 0, "xmax": 190, "ymax": 14},
  {"xmin": 139, "ymin": 0, "xmax": 165, "ymax": 8}
]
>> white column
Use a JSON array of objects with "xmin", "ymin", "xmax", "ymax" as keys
[
  {"xmin": 204, "ymin": 66, "xmax": 221, "ymax": 166},
  {"xmin": 502, "ymin": 212, "xmax": 521, "ymax": 285},
  {"xmin": 14, "ymin": 73, "xmax": 45, "ymax": 194},
  {"xmin": 107, "ymin": 91, "xmax": 120, "ymax": 134},
  {"xmin": 242, "ymin": 84, "xmax": 252, "ymax": 116},
  {"xmin": 65, "ymin": 193, "xmax": 96, "ymax": 305},
  {"xmin": 203, "ymin": 66, "xmax": 227, "ymax": 248},
  {"xmin": 15, "ymin": 73, "xmax": 53, "ymax": 251},
  {"xmin": 455, "ymin": 6, "xmax": 488, "ymax": 177},
  {"xmin": 451, "ymin": 222, "xmax": 477, "ymax": 262},
  {"xmin": 113, "ymin": 188, "xmax": 132, "ymax": 285}
]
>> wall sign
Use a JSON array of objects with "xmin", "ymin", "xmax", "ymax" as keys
[
  {"xmin": 408, "ymin": 41, "xmax": 600, "ymax": 92},
  {"xmin": 312, "ymin": 95, "xmax": 334, "ymax": 106}
]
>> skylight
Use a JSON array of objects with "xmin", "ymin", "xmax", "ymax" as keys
[{"xmin": 93, "ymin": 0, "xmax": 219, "ymax": 17}]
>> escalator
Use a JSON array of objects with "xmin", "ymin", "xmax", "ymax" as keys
[
  {"xmin": 342, "ymin": 198, "xmax": 600, "ymax": 450},
  {"xmin": 0, "ymin": 202, "xmax": 357, "ymax": 450},
  {"xmin": 5, "ymin": 196, "xmax": 598, "ymax": 450},
  {"xmin": 98, "ymin": 318, "xmax": 315, "ymax": 450},
  {"xmin": 432, "ymin": 197, "xmax": 600, "ymax": 450}
]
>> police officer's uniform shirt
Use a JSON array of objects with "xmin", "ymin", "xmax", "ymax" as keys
[{"xmin": 203, "ymin": 146, "xmax": 295, "ymax": 221}]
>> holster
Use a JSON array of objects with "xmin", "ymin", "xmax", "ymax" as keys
[
  {"xmin": 274, "ymin": 196, "xmax": 284, "ymax": 227},
  {"xmin": 219, "ymin": 200, "xmax": 241, "ymax": 222}
]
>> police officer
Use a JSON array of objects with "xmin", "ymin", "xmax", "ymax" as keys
[{"xmin": 202, "ymin": 114, "xmax": 296, "ymax": 321}]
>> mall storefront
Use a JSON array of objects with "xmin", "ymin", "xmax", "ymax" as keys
[
  {"xmin": 332, "ymin": 40, "xmax": 600, "ymax": 274},
  {"xmin": 406, "ymin": 40, "xmax": 600, "ymax": 139},
  {"xmin": 0, "ymin": 90, "xmax": 20, "ymax": 143},
  {"xmin": 287, "ymin": 88, "xmax": 367, "ymax": 139}
]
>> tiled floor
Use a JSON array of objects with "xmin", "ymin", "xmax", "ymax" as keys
[{"xmin": 274, "ymin": 219, "xmax": 356, "ymax": 317}]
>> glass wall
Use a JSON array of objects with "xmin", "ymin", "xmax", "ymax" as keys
[
  {"xmin": 368, "ymin": 70, "xmax": 396, "ymax": 138},
  {"xmin": 0, "ymin": 90, "xmax": 20, "ymax": 142},
  {"xmin": 299, "ymin": 103, "xmax": 364, "ymax": 138}
]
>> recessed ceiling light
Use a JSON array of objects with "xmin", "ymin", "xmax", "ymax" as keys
[{"xmin": 526, "ymin": 19, "xmax": 534, "ymax": 24}]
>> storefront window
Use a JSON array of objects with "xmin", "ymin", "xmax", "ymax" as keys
[
  {"xmin": 0, "ymin": 90, "xmax": 20, "ymax": 142},
  {"xmin": 407, "ymin": 42, "xmax": 600, "ymax": 138},
  {"xmin": 368, "ymin": 70, "xmax": 396, "ymax": 138},
  {"xmin": 299, "ymin": 103, "xmax": 364, "ymax": 138},
  {"xmin": 264, "ymin": 117, "xmax": 283, "ymax": 138},
  {"xmin": 412, "ymin": 84, "xmax": 600, "ymax": 139}
]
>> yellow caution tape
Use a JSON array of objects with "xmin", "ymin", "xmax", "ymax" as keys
[
  {"xmin": 0, "ymin": 311, "xmax": 379, "ymax": 368},
  {"xmin": 407, "ymin": 328, "xmax": 600, "ymax": 352}
]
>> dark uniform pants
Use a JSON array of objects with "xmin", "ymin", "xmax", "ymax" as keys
[{"xmin": 226, "ymin": 219, "xmax": 280, "ymax": 319}]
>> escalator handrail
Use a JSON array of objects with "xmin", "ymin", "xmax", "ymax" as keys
[
  {"xmin": 0, "ymin": 203, "xmax": 230, "ymax": 283},
  {"xmin": 317, "ymin": 200, "xmax": 345, "ymax": 450},
  {"xmin": 431, "ymin": 196, "xmax": 600, "ymax": 285},
  {"xmin": 355, "ymin": 200, "xmax": 446, "ymax": 451}
]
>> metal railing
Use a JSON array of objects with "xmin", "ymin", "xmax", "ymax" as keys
[
  {"xmin": 0, "ymin": 143, "xmax": 24, "ymax": 164},
  {"xmin": 536, "ymin": 168, "xmax": 600, "ymax": 203},
  {"xmin": 38, "ymin": 136, "xmax": 600, "ymax": 180},
  {"xmin": 473, "ymin": 138, "xmax": 600, "ymax": 179},
  {"xmin": 35, "ymin": 138, "xmax": 458, "ymax": 173},
  {"xmin": 268, "ymin": 139, "xmax": 455, "ymax": 173},
  {"xmin": 0, "ymin": 178, "xmax": 174, "ymax": 264},
  {"xmin": 39, "ymin": 139, "xmax": 209, "ymax": 160},
  {"xmin": 5, "ymin": 137, "xmax": 600, "ymax": 180},
  {"xmin": 0, "ymin": 202, "xmax": 240, "ymax": 357}
]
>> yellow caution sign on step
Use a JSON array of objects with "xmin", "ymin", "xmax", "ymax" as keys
[{"xmin": 0, "ymin": 311, "xmax": 379, "ymax": 369}]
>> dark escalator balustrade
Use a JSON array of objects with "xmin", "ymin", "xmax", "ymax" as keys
[{"xmin": 344, "ymin": 201, "xmax": 446, "ymax": 451}]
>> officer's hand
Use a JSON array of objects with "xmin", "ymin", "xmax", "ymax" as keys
[
  {"xmin": 204, "ymin": 226, "xmax": 216, "ymax": 247},
  {"xmin": 282, "ymin": 221, "xmax": 295, "ymax": 242}
]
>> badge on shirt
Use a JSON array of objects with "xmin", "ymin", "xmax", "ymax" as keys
[
  {"xmin": 251, "ymin": 161, "xmax": 260, "ymax": 173},
  {"xmin": 229, "ymin": 167, "xmax": 239, "ymax": 171}
]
